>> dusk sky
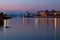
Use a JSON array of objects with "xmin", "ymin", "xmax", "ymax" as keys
[{"xmin": 0, "ymin": 0, "xmax": 60, "ymax": 11}]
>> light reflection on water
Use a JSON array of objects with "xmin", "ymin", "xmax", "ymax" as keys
[{"xmin": 2, "ymin": 18, "xmax": 60, "ymax": 40}]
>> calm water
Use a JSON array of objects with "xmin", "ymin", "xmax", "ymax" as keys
[{"xmin": 0, "ymin": 17, "xmax": 60, "ymax": 40}]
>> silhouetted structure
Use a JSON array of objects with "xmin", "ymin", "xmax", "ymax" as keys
[
  {"xmin": 45, "ymin": 10, "xmax": 49, "ymax": 16},
  {"xmin": 26, "ymin": 11, "xmax": 30, "ymax": 17},
  {"xmin": 19, "ymin": 10, "xmax": 60, "ymax": 18},
  {"xmin": 0, "ymin": 12, "xmax": 12, "ymax": 26},
  {"xmin": 26, "ymin": 11, "xmax": 34, "ymax": 18}
]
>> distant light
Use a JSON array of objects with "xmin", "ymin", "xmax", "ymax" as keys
[{"xmin": 54, "ymin": 13, "xmax": 56, "ymax": 15}]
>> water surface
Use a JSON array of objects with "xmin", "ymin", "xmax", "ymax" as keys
[{"xmin": 2, "ymin": 18, "xmax": 60, "ymax": 40}]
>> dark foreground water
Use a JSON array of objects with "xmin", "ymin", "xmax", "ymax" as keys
[{"xmin": 0, "ymin": 17, "xmax": 60, "ymax": 40}]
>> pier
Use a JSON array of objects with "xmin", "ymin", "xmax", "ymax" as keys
[{"xmin": 0, "ymin": 12, "xmax": 12, "ymax": 27}]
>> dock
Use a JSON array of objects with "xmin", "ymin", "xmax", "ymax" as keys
[{"xmin": 0, "ymin": 12, "xmax": 12, "ymax": 26}]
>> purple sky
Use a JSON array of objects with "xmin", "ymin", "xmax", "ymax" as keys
[{"xmin": 0, "ymin": 0, "xmax": 60, "ymax": 11}]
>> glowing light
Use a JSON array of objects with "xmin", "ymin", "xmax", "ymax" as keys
[
  {"xmin": 4, "ymin": 19, "xmax": 7, "ymax": 28},
  {"xmin": 54, "ymin": 18, "xmax": 57, "ymax": 29},
  {"xmin": 34, "ymin": 18, "xmax": 38, "ymax": 31},
  {"xmin": 54, "ymin": 18, "xmax": 57, "ymax": 40},
  {"xmin": 40, "ymin": 11, "xmax": 46, "ymax": 17},
  {"xmin": 54, "ymin": 13, "xmax": 57, "ymax": 15},
  {"xmin": 35, "ymin": 18, "xmax": 38, "ymax": 27}
]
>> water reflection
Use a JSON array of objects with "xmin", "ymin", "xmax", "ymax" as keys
[
  {"xmin": 2, "ymin": 18, "xmax": 60, "ymax": 40},
  {"xmin": 3, "ymin": 19, "xmax": 8, "ymax": 28},
  {"xmin": 4, "ymin": 28, "xmax": 6, "ymax": 40},
  {"xmin": 54, "ymin": 18, "xmax": 57, "ymax": 40},
  {"xmin": 34, "ymin": 18, "xmax": 57, "ymax": 40},
  {"xmin": 34, "ymin": 18, "xmax": 38, "ymax": 32},
  {"xmin": 22, "ymin": 18, "xmax": 24, "ymax": 28}
]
